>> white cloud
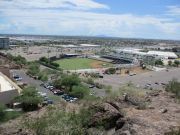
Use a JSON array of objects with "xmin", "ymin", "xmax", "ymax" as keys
[
  {"xmin": 167, "ymin": 6, "xmax": 180, "ymax": 17},
  {"xmin": 0, "ymin": 1, "xmax": 180, "ymax": 39},
  {"xmin": 0, "ymin": 0, "xmax": 109, "ymax": 10}
]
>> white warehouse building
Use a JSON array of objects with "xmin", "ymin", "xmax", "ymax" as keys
[
  {"xmin": 109, "ymin": 48, "xmax": 178, "ymax": 64},
  {"xmin": 146, "ymin": 51, "xmax": 178, "ymax": 59}
]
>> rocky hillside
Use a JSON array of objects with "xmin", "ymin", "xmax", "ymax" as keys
[{"xmin": 0, "ymin": 90, "xmax": 180, "ymax": 135}]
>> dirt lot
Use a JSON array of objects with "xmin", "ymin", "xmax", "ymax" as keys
[
  {"xmin": 90, "ymin": 60, "xmax": 109, "ymax": 68},
  {"xmin": 120, "ymin": 66, "xmax": 149, "ymax": 76},
  {"xmin": 1, "ymin": 46, "xmax": 72, "ymax": 61}
]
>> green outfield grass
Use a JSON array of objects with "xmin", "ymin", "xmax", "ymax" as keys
[{"xmin": 54, "ymin": 58, "xmax": 112, "ymax": 70}]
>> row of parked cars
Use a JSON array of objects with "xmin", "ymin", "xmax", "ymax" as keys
[
  {"xmin": 144, "ymin": 82, "xmax": 167, "ymax": 90},
  {"xmin": 40, "ymin": 83, "xmax": 78, "ymax": 102},
  {"xmin": 38, "ymin": 92, "xmax": 54, "ymax": 105}
]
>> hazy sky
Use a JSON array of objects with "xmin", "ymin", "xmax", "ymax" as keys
[{"xmin": 0, "ymin": 0, "xmax": 180, "ymax": 39}]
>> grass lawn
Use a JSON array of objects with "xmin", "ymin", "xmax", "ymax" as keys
[{"xmin": 54, "ymin": 58, "xmax": 112, "ymax": 70}]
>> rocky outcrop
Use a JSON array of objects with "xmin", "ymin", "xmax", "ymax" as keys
[{"xmin": 89, "ymin": 102, "xmax": 124, "ymax": 129}]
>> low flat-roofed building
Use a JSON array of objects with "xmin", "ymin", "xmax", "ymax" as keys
[
  {"xmin": 0, "ymin": 72, "xmax": 22, "ymax": 105},
  {"xmin": 80, "ymin": 44, "xmax": 100, "ymax": 47},
  {"xmin": 147, "ymin": 51, "xmax": 178, "ymax": 59},
  {"xmin": 0, "ymin": 37, "xmax": 9, "ymax": 49}
]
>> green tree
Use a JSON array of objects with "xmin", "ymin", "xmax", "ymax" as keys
[
  {"xmin": 16, "ymin": 86, "xmax": 43, "ymax": 111},
  {"xmin": 39, "ymin": 57, "xmax": 49, "ymax": 63},
  {"xmin": 174, "ymin": 60, "xmax": 180, "ymax": 67},
  {"xmin": 155, "ymin": 59, "xmax": 164, "ymax": 66},
  {"xmin": 27, "ymin": 62, "xmax": 40, "ymax": 76},
  {"xmin": 70, "ymin": 85, "xmax": 90, "ymax": 99},
  {"xmin": 61, "ymin": 74, "xmax": 80, "ymax": 92}
]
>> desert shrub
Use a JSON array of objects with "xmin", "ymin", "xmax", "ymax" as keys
[
  {"xmin": 105, "ymin": 68, "xmax": 116, "ymax": 74},
  {"xmin": 165, "ymin": 79, "xmax": 180, "ymax": 100},
  {"xmin": 27, "ymin": 62, "xmax": 40, "ymax": 76},
  {"xmin": 86, "ymin": 78, "xmax": 95, "ymax": 85},
  {"xmin": 22, "ymin": 108, "xmax": 88, "ymax": 135},
  {"xmin": 0, "ymin": 104, "xmax": 22, "ymax": 123},
  {"xmin": 95, "ymin": 82, "xmax": 104, "ymax": 89},
  {"xmin": 164, "ymin": 128, "xmax": 180, "ymax": 135},
  {"xmin": 105, "ymin": 85, "xmax": 112, "ymax": 94},
  {"xmin": 38, "ymin": 72, "xmax": 48, "ymax": 81}
]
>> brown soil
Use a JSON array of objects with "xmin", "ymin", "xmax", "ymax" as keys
[
  {"xmin": 120, "ymin": 66, "xmax": 149, "ymax": 76},
  {"xmin": 90, "ymin": 61, "xmax": 105, "ymax": 68}
]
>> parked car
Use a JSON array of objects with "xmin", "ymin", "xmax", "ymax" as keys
[
  {"xmin": 13, "ymin": 75, "xmax": 22, "ymax": 81},
  {"xmin": 99, "ymin": 75, "xmax": 104, "ymax": 78},
  {"xmin": 42, "ymin": 83, "xmax": 54, "ymax": 90},
  {"xmin": 38, "ymin": 92, "xmax": 47, "ymax": 97},
  {"xmin": 52, "ymin": 89, "xmax": 64, "ymax": 95},
  {"xmin": 155, "ymin": 82, "xmax": 159, "ymax": 85},
  {"xmin": 161, "ymin": 83, "xmax": 166, "ymax": 86},
  {"xmin": 129, "ymin": 73, "xmax": 136, "ymax": 76},
  {"xmin": 89, "ymin": 85, "xmax": 95, "ymax": 89},
  {"xmin": 62, "ymin": 94, "xmax": 77, "ymax": 102}
]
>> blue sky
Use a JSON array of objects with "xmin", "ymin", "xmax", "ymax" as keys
[{"xmin": 0, "ymin": 0, "xmax": 180, "ymax": 40}]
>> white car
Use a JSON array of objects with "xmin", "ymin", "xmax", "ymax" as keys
[{"xmin": 38, "ymin": 92, "xmax": 47, "ymax": 97}]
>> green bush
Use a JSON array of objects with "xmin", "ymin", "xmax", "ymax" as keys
[
  {"xmin": 16, "ymin": 86, "xmax": 43, "ymax": 111},
  {"xmin": 165, "ymin": 79, "xmax": 180, "ymax": 100},
  {"xmin": 105, "ymin": 68, "xmax": 116, "ymax": 74},
  {"xmin": 7, "ymin": 54, "xmax": 27, "ymax": 66},
  {"xmin": 27, "ymin": 62, "xmax": 40, "ymax": 76},
  {"xmin": 39, "ymin": 57, "xmax": 49, "ymax": 63},
  {"xmin": 174, "ymin": 60, "xmax": 180, "ymax": 67},
  {"xmin": 0, "ymin": 104, "xmax": 6, "ymax": 121},
  {"xmin": 155, "ymin": 59, "xmax": 164, "ymax": 66},
  {"xmin": 164, "ymin": 129, "xmax": 180, "ymax": 135},
  {"xmin": 95, "ymin": 82, "xmax": 104, "ymax": 89},
  {"xmin": 50, "ymin": 62, "xmax": 59, "ymax": 68},
  {"xmin": 22, "ymin": 108, "xmax": 87, "ymax": 135},
  {"xmin": 70, "ymin": 85, "xmax": 90, "ymax": 99},
  {"xmin": 38, "ymin": 72, "xmax": 48, "ymax": 81},
  {"xmin": 86, "ymin": 78, "xmax": 95, "ymax": 85},
  {"xmin": 0, "ymin": 104, "xmax": 22, "ymax": 123}
]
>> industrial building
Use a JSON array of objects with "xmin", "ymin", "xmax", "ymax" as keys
[
  {"xmin": 105, "ymin": 48, "xmax": 178, "ymax": 64},
  {"xmin": 0, "ymin": 72, "xmax": 21, "ymax": 105},
  {"xmin": 0, "ymin": 37, "xmax": 9, "ymax": 49}
]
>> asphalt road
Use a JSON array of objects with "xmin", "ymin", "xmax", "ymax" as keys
[
  {"xmin": 97, "ymin": 68, "xmax": 180, "ymax": 90},
  {"xmin": 11, "ymin": 69, "xmax": 53, "ymax": 96},
  {"xmin": 11, "ymin": 68, "xmax": 180, "ymax": 98}
]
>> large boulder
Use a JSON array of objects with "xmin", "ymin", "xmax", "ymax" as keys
[{"xmin": 89, "ymin": 103, "xmax": 124, "ymax": 129}]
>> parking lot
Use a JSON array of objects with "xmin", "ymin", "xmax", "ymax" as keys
[
  {"xmin": 11, "ymin": 69, "xmax": 53, "ymax": 96},
  {"xmin": 97, "ymin": 68, "xmax": 180, "ymax": 90}
]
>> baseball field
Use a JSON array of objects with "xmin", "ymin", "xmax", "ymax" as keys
[{"xmin": 54, "ymin": 58, "xmax": 112, "ymax": 70}]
